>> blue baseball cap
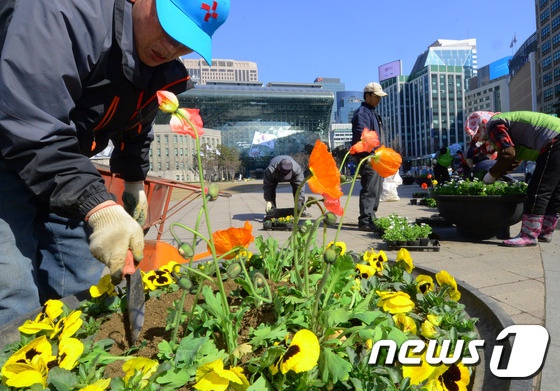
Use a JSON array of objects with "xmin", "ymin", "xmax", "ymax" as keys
[{"xmin": 155, "ymin": 0, "xmax": 230, "ymax": 65}]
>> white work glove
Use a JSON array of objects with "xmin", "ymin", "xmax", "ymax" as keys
[
  {"xmin": 265, "ymin": 201, "xmax": 273, "ymax": 213},
  {"xmin": 87, "ymin": 203, "xmax": 145, "ymax": 284},
  {"xmin": 122, "ymin": 181, "xmax": 148, "ymax": 226},
  {"xmin": 483, "ymin": 172, "xmax": 497, "ymax": 184},
  {"xmin": 432, "ymin": 159, "xmax": 438, "ymax": 165}
]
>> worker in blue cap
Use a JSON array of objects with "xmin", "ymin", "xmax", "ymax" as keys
[{"xmin": 0, "ymin": 0, "xmax": 230, "ymax": 326}]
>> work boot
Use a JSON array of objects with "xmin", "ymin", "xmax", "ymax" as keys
[
  {"xmin": 502, "ymin": 214, "xmax": 544, "ymax": 247},
  {"xmin": 538, "ymin": 214, "xmax": 559, "ymax": 243}
]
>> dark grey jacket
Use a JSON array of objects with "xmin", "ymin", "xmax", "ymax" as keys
[{"xmin": 0, "ymin": 0, "xmax": 192, "ymax": 219}]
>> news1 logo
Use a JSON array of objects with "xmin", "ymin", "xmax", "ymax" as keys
[{"xmin": 368, "ymin": 325, "xmax": 549, "ymax": 378}]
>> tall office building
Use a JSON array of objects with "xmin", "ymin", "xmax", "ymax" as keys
[
  {"xmin": 508, "ymin": 33, "xmax": 538, "ymax": 111},
  {"xmin": 465, "ymin": 56, "xmax": 512, "ymax": 115},
  {"xmin": 535, "ymin": 0, "xmax": 560, "ymax": 114},
  {"xmin": 314, "ymin": 77, "xmax": 345, "ymax": 123},
  {"xmin": 182, "ymin": 58, "xmax": 259, "ymax": 85},
  {"xmin": 379, "ymin": 39, "xmax": 477, "ymax": 158}
]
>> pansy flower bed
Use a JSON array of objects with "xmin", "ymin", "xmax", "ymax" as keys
[{"xmin": 1, "ymin": 92, "xmax": 478, "ymax": 390}]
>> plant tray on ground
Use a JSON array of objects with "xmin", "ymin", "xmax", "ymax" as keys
[
  {"xmin": 416, "ymin": 214, "xmax": 454, "ymax": 227},
  {"xmin": 262, "ymin": 220, "xmax": 294, "ymax": 231},
  {"xmin": 384, "ymin": 239, "xmax": 441, "ymax": 252}
]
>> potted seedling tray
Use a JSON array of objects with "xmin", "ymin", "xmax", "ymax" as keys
[
  {"xmin": 384, "ymin": 239, "xmax": 441, "ymax": 252},
  {"xmin": 263, "ymin": 207, "xmax": 295, "ymax": 231}
]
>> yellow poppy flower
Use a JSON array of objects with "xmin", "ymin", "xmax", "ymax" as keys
[
  {"xmin": 376, "ymin": 291, "xmax": 415, "ymax": 314},
  {"xmin": 396, "ymin": 248, "xmax": 414, "ymax": 273},
  {"xmin": 89, "ymin": 274, "xmax": 116, "ymax": 298},
  {"xmin": 194, "ymin": 359, "xmax": 249, "ymax": 391},
  {"xmin": 416, "ymin": 274, "xmax": 435, "ymax": 294}
]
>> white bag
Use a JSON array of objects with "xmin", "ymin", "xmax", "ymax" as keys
[{"xmin": 380, "ymin": 172, "xmax": 402, "ymax": 202}]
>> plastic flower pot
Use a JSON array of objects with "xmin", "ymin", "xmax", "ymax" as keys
[{"xmin": 433, "ymin": 194, "xmax": 526, "ymax": 239}]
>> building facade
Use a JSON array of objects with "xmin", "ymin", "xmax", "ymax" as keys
[
  {"xmin": 182, "ymin": 58, "xmax": 259, "ymax": 86},
  {"xmin": 465, "ymin": 56, "xmax": 512, "ymax": 115},
  {"xmin": 379, "ymin": 39, "xmax": 477, "ymax": 158},
  {"xmin": 314, "ymin": 77, "xmax": 345, "ymax": 123},
  {"xmin": 536, "ymin": 0, "xmax": 560, "ymax": 114},
  {"xmin": 155, "ymin": 83, "xmax": 334, "ymax": 177}
]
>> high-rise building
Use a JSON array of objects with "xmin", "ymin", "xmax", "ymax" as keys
[
  {"xmin": 535, "ymin": 0, "xmax": 559, "ymax": 114},
  {"xmin": 182, "ymin": 58, "xmax": 259, "ymax": 85},
  {"xmin": 314, "ymin": 77, "xmax": 345, "ymax": 123},
  {"xmin": 508, "ymin": 33, "xmax": 538, "ymax": 111},
  {"xmin": 379, "ymin": 39, "xmax": 477, "ymax": 158},
  {"xmin": 465, "ymin": 56, "xmax": 512, "ymax": 115}
]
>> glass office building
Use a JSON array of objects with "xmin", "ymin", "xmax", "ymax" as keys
[{"xmin": 156, "ymin": 83, "xmax": 334, "ymax": 175}]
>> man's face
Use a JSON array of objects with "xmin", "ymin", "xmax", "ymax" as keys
[
  {"xmin": 131, "ymin": 0, "xmax": 194, "ymax": 67},
  {"xmin": 365, "ymin": 92, "xmax": 382, "ymax": 107}
]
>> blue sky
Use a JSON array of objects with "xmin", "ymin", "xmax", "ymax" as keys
[{"xmin": 192, "ymin": 0, "xmax": 537, "ymax": 91}]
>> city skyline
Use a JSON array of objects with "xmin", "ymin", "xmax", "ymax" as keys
[{"xmin": 188, "ymin": 0, "xmax": 536, "ymax": 91}]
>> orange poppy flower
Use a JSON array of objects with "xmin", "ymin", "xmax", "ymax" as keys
[
  {"xmin": 323, "ymin": 193, "xmax": 344, "ymax": 216},
  {"xmin": 170, "ymin": 108, "xmax": 204, "ymax": 138},
  {"xmin": 308, "ymin": 140, "xmax": 343, "ymax": 200},
  {"xmin": 209, "ymin": 221, "xmax": 254, "ymax": 259},
  {"xmin": 349, "ymin": 127, "xmax": 380, "ymax": 154},
  {"xmin": 421, "ymin": 182, "xmax": 428, "ymax": 189}
]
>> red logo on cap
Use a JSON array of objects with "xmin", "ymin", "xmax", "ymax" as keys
[{"xmin": 201, "ymin": 1, "xmax": 218, "ymax": 22}]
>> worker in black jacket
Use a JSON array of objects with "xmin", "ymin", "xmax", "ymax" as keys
[{"xmin": 0, "ymin": 0, "xmax": 229, "ymax": 326}]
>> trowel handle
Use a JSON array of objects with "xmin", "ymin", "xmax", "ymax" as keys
[{"xmin": 122, "ymin": 250, "xmax": 136, "ymax": 277}]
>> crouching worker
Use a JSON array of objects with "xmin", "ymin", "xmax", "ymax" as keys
[{"xmin": 263, "ymin": 155, "xmax": 308, "ymax": 216}]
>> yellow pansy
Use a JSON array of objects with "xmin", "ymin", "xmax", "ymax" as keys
[
  {"xmin": 57, "ymin": 337, "xmax": 84, "ymax": 370},
  {"xmin": 143, "ymin": 269, "xmax": 173, "ymax": 291},
  {"xmin": 436, "ymin": 270, "xmax": 461, "ymax": 301},
  {"xmin": 1, "ymin": 335, "xmax": 54, "ymax": 388},
  {"xmin": 396, "ymin": 248, "xmax": 414, "ymax": 273},
  {"xmin": 392, "ymin": 313, "xmax": 418, "ymax": 334},
  {"xmin": 355, "ymin": 263, "xmax": 377, "ymax": 279},
  {"xmin": 376, "ymin": 291, "xmax": 415, "ymax": 314},
  {"xmin": 78, "ymin": 378, "xmax": 111, "ymax": 391},
  {"xmin": 272, "ymin": 329, "xmax": 321, "ymax": 375},
  {"xmin": 89, "ymin": 274, "xmax": 116, "ymax": 298},
  {"xmin": 425, "ymin": 363, "xmax": 471, "ymax": 391},
  {"xmin": 194, "ymin": 359, "xmax": 249, "ymax": 391},
  {"xmin": 327, "ymin": 241, "xmax": 347, "ymax": 256},
  {"xmin": 416, "ymin": 274, "xmax": 434, "ymax": 294},
  {"xmin": 420, "ymin": 319, "xmax": 439, "ymax": 338},
  {"xmin": 123, "ymin": 357, "xmax": 159, "ymax": 388},
  {"xmin": 54, "ymin": 310, "xmax": 83, "ymax": 340}
]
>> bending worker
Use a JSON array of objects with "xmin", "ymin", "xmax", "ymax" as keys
[
  {"xmin": 472, "ymin": 111, "xmax": 560, "ymax": 247},
  {"xmin": 263, "ymin": 155, "xmax": 306, "ymax": 215}
]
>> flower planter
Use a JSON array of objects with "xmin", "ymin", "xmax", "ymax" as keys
[{"xmin": 433, "ymin": 194, "xmax": 526, "ymax": 239}]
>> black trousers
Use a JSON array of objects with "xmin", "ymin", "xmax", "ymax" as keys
[
  {"xmin": 433, "ymin": 163, "xmax": 450, "ymax": 184},
  {"xmin": 358, "ymin": 163, "xmax": 383, "ymax": 226},
  {"xmin": 525, "ymin": 138, "xmax": 560, "ymax": 215}
]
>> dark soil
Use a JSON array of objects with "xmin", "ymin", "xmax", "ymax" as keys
[{"xmin": 94, "ymin": 279, "xmax": 276, "ymax": 382}]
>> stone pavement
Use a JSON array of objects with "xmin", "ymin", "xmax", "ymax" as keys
[{"xmin": 146, "ymin": 179, "xmax": 559, "ymax": 391}]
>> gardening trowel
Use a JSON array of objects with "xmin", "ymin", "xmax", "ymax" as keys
[{"xmin": 123, "ymin": 250, "xmax": 145, "ymax": 344}]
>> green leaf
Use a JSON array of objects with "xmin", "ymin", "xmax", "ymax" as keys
[
  {"xmin": 351, "ymin": 310, "xmax": 384, "ymax": 326},
  {"xmin": 250, "ymin": 323, "xmax": 287, "ymax": 347},
  {"xmin": 247, "ymin": 375, "xmax": 274, "ymax": 391},
  {"xmin": 200, "ymin": 285, "xmax": 225, "ymax": 319},
  {"xmin": 155, "ymin": 366, "xmax": 192, "ymax": 388},
  {"xmin": 319, "ymin": 347, "xmax": 352, "ymax": 384},
  {"xmin": 175, "ymin": 335, "xmax": 210, "ymax": 365},
  {"xmin": 47, "ymin": 367, "xmax": 79, "ymax": 391}
]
